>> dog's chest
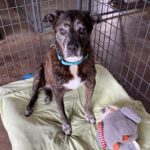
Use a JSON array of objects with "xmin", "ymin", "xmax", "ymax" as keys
[{"xmin": 63, "ymin": 65, "xmax": 85, "ymax": 89}]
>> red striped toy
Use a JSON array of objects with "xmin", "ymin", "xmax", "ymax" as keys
[{"xmin": 97, "ymin": 121, "xmax": 107, "ymax": 150}]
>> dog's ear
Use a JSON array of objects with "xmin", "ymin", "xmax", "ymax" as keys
[
  {"xmin": 42, "ymin": 10, "xmax": 64, "ymax": 26},
  {"xmin": 90, "ymin": 13, "xmax": 101, "ymax": 24},
  {"xmin": 83, "ymin": 11, "xmax": 101, "ymax": 25}
]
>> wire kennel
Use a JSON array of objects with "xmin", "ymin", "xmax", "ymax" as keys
[{"xmin": 0, "ymin": 0, "xmax": 150, "ymax": 112}]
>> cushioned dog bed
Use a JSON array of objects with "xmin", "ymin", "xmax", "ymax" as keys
[{"xmin": 0, "ymin": 65, "xmax": 150, "ymax": 150}]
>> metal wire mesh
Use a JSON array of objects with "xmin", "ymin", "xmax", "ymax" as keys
[
  {"xmin": 0, "ymin": 0, "xmax": 80, "ymax": 84},
  {"xmin": 91, "ymin": 0, "xmax": 150, "ymax": 110},
  {"xmin": 0, "ymin": 0, "xmax": 150, "ymax": 110}
]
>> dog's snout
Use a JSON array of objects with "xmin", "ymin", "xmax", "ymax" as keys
[{"xmin": 67, "ymin": 42, "xmax": 78, "ymax": 51}]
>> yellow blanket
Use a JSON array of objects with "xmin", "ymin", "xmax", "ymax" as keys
[{"xmin": 0, "ymin": 65, "xmax": 150, "ymax": 150}]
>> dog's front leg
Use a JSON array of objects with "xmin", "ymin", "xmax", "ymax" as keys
[
  {"xmin": 25, "ymin": 66, "xmax": 43, "ymax": 116},
  {"xmin": 84, "ymin": 79, "xmax": 96, "ymax": 124},
  {"xmin": 53, "ymin": 90, "xmax": 72, "ymax": 135}
]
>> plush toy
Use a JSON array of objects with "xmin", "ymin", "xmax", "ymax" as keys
[{"xmin": 96, "ymin": 105, "xmax": 141, "ymax": 150}]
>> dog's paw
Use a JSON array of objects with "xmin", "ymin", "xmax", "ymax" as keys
[
  {"xmin": 85, "ymin": 111, "xmax": 96, "ymax": 124},
  {"xmin": 25, "ymin": 106, "xmax": 33, "ymax": 117},
  {"xmin": 44, "ymin": 96, "xmax": 51, "ymax": 105},
  {"xmin": 62, "ymin": 123, "xmax": 72, "ymax": 135},
  {"xmin": 86, "ymin": 115, "xmax": 96, "ymax": 124}
]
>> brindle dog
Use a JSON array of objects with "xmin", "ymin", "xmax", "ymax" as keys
[{"xmin": 25, "ymin": 10, "xmax": 99, "ymax": 135}]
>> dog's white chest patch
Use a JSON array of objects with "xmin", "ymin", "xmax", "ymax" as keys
[{"xmin": 63, "ymin": 65, "xmax": 84, "ymax": 90}]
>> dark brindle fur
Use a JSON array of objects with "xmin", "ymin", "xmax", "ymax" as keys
[{"xmin": 25, "ymin": 10, "xmax": 99, "ymax": 135}]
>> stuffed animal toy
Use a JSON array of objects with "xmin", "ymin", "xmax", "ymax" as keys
[{"xmin": 96, "ymin": 105, "xmax": 141, "ymax": 150}]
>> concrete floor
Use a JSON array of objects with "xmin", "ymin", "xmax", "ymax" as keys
[
  {"xmin": 0, "ymin": 118, "xmax": 11, "ymax": 150},
  {"xmin": 0, "ymin": 0, "xmax": 150, "ymax": 149}
]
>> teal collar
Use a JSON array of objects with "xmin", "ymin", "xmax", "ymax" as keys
[{"xmin": 57, "ymin": 51, "xmax": 88, "ymax": 66}]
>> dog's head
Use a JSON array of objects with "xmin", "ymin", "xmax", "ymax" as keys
[{"xmin": 43, "ymin": 10, "xmax": 99, "ymax": 62}]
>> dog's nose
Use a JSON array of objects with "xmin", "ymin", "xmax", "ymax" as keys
[{"xmin": 67, "ymin": 42, "xmax": 78, "ymax": 51}]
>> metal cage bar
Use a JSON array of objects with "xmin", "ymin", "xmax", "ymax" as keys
[{"xmin": 91, "ymin": 0, "xmax": 150, "ymax": 111}]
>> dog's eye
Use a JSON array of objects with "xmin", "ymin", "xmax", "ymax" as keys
[
  {"xmin": 79, "ymin": 28, "xmax": 86, "ymax": 34},
  {"xmin": 59, "ymin": 29, "xmax": 66, "ymax": 35}
]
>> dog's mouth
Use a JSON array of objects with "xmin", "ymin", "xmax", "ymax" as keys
[
  {"xmin": 64, "ymin": 49, "xmax": 83, "ymax": 62},
  {"xmin": 64, "ymin": 56, "xmax": 83, "ymax": 62}
]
